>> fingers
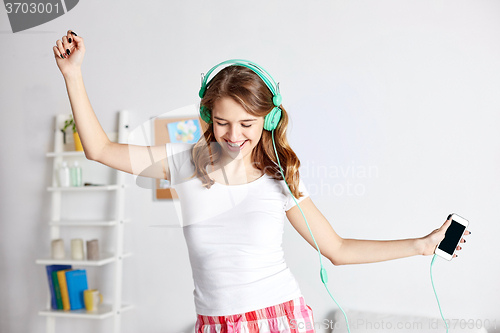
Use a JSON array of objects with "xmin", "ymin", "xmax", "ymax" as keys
[
  {"xmin": 56, "ymin": 39, "xmax": 67, "ymax": 59},
  {"xmin": 61, "ymin": 36, "xmax": 72, "ymax": 57},
  {"xmin": 67, "ymin": 30, "xmax": 73, "ymax": 44},
  {"xmin": 66, "ymin": 32, "xmax": 74, "ymax": 55},
  {"xmin": 460, "ymin": 230, "xmax": 471, "ymax": 242},
  {"xmin": 55, "ymin": 30, "xmax": 80, "ymax": 60},
  {"xmin": 441, "ymin": 218, "xmax": 452, "ymax": 230},
  {"xmin": 66, "ymin": 30, "xmax": 79, "ymax": 49},
  {"xmin": 451, "ymin": 225, "xmax": 471, "ymax": 259},
  {"xmin": 456, "ymin": 238, "xmax": 465, "ymax": 258},
  {"xmin": 67, "ymin": 29, "xmax": 84, "ymax": 51},
  {"xmin": 52, "ymin": 46, "xmax": 65, "ymax": 59}
]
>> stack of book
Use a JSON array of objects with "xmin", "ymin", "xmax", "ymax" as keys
[{"xmin": 45, "ymin": 265, "xmax": 89, "ymax": 310}]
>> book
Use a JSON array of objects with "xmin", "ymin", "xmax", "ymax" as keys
[
  {"xmin": 65, "ymin": 269, "xmax": 88, "ymax": 310},
  {"xmin": 45, "ymin": 265, "xmax": 72, "ymax": 310},
  {"xmin": 51, "ymin": 271, "xmax": 63, "ymax": 309},
  {"xmin": 57, "ymin": 269, "xmax": 74, "ymax": 310}
]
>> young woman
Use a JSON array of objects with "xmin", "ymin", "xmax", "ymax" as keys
[{"xmin": 53, "ymin": 30, "xmax": 470, "ymax": 333}]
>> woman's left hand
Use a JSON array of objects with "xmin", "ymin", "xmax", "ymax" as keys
[{"xmin": 419, "ymin": 215, "xmax": 471, "ymax": 258}]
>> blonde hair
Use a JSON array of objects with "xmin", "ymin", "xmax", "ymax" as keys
[{"xmin": 187, "ymin": 65, "xmax": 305, "ymax": 199}]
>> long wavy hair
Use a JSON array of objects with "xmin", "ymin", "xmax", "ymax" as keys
[{"xmin": 188, "ymin": 65, "xmax": 305, "ymax": 200}]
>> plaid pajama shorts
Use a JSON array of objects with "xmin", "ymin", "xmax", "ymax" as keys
[{"xmin": 194, "ymin": 295, "xmax": 316, "ymax": 333}]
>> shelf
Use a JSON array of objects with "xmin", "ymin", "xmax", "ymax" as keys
[
  {"xmin": 35, "ymin": 252, "xmax": 133, "ymax": 266},
  {"xmin": 39, "ymin": 303, "xmax": 134, "ymax": 320},
  {"xmin": 42, "ymin": 112, "xmax": 131, "ymax": 333},
  {"xmin": 47, "ymin": 184, "xmax": 128, "ymax": 192},
  {"xmin": 46, "ymin": 151, "xmax": 86, "ymax": 158},
  {"xmin": 49, "ymin": 218, "xmax": 132, "ymax": 227}
]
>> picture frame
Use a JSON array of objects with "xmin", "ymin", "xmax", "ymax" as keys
[{"xmin": 153, "ymin": 116, "xmax": 205, "ymax": 200}]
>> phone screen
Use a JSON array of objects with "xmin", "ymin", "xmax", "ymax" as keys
[{"xmin": 438, "ymin": 219, "xmax": 466, "ymax": 255}]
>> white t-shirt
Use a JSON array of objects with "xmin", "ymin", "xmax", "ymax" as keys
[{"xmin": 165, "ymin": 142, "xmax": 310, "ymax": 316}]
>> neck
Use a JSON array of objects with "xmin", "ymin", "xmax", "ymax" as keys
[{"xmin": 219, "ymin": 152, "xmax": 253, "ymax": 175}]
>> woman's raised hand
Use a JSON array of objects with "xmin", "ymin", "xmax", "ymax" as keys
[{"xmin": 53, "ymin": 30, "xmax": 85, "ymax": 76}]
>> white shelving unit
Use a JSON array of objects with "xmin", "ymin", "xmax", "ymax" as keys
[{"xmin": 37, "ymin": 111, "xmax": 134, "ymax": 333}]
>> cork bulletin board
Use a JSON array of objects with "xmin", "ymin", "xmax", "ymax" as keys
[{"xmin": 153, "ymin": 116, "xmax": 205, "ymax": 200}]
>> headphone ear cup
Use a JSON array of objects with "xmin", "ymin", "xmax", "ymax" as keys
[
  {"xmin": 263, "ymin": 107, "xmax": 282, "ymax": 131},
  {"xmin": 199, "ymin": 105, "xmax": 213, "ymax": 124}
]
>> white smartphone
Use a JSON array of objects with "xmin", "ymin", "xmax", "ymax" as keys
[{"xmin": 434, "ymin": 213, "xmax": 469, "ymax": 261}]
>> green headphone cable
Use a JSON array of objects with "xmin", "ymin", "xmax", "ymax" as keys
[
  {"xmin": 431, "ymin": 254, "xmax": 449, "ymax": 333},
  {"xmin": 271, "ymin": 129, "xmax": 352, "ymax": 333},
  {"xmin": 273, "ymin": 130, "xmax": 449, "ymax": 333}
]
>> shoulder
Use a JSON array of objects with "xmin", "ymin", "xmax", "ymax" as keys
[
  {"xmin": 277, "ymin": 176, "xmax": 307, "ymax": 193},
  {"xmin": 165, "ymin": 142, "xmax": 195, "ymax": 171},
  {"xmin": 279, "ymin": 177, "xmax": 310, "ymax": 211}
]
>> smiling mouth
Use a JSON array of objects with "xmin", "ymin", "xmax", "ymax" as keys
[{"xmin": 224, "ymin": 139, "xmax": 248, "ymax": 147}]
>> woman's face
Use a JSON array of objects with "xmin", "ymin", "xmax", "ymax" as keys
[{"xmin": 212, "ymin": 97, "xmax": 264, "ymax": 162}]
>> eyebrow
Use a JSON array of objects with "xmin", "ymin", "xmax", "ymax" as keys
[{"xmin": 213, "ymin": 116, "xmax": 258, "ymax": 122}]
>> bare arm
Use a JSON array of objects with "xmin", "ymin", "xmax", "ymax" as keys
[
  {"xmin": 286, "ymin": 198, "xmax": 422, "ymax": 265},
  {"xmin": 94, "ymin": 142, "xmax": 170, "ymax": 180},
  {"xmin": 287, "ymin": 201, "xmax": 468, "ymax": 265},
  {"xmin": 336, "ymin": 238, "xmax": 421, "ymax": 265},
  {"xmin": 54, "ymin": 30, "xmax": 169, "ymax": 180},
  {"xmin": 63, "ymin": 71, "xmax": 108, "ymax": 160}
]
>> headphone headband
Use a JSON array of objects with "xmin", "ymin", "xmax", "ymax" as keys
[
  {"xmin": 198, "ymin": 59, "xmax": 283, "ymax": 131},
  {"xmin": 199, "ymin": 59, "xmax": 282, "ymax": 107}
]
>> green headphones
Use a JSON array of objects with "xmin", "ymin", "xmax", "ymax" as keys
[{"xmin": 198, "ymin": 59, "xmax": 283, "ymax": 131}]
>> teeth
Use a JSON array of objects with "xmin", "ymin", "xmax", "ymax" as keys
[{"xmin": 227, "ymin": 140, "xmax": 246, "ymax": 147}]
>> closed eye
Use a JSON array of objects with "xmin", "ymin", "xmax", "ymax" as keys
[{"xmin": 216, "ymin": 122, "xmax": 252, "ymax": 128}]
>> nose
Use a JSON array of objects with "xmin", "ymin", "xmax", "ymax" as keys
[{"xmin": 226, "ymin": 125, "xmax": 244, "ymax": 142}]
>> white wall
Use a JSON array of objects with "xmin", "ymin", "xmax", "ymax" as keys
[{"xmin": 1, "ymin": 1, "xmax": 499, "ymax": 332}]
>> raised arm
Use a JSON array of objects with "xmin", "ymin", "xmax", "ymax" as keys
[{"xmin": 53, "ymin": 30, "xmax": 169, "ymax": 180}]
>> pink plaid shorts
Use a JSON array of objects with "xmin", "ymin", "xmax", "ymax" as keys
[{"xmin": 194, "ymin": 295, "xmax": 316, "ymax": 333}]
